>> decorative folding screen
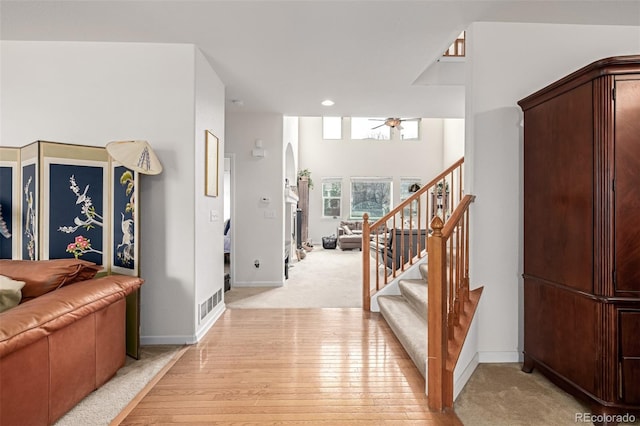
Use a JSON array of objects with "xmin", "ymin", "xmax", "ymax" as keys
[
  {"xmin": 0, "ymin": 148, "xmax": 21, "ymax": 260},
  {"xmin": 0, "ymin": 141, "xmax": 139, "ymax": 276}
]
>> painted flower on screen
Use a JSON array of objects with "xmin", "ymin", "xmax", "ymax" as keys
[{"xmin": 65, "ymin": 235, "xmax": 94, "ymax": 258}]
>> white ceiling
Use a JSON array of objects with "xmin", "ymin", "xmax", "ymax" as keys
[{"xmin": 2, "ymin": 1, "xmax": 639, "ymax": 118}]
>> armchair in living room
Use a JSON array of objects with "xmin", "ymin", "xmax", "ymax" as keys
[{"xmin": 369, "ymin": 227, "xmax": 428, "ymax": 271}]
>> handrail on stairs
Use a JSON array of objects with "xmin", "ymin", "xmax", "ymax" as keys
[
  {"xmin": 361, "ymin": 158, "xmax": 480, "ymax": 411},
  {"xmin": 362, "ymin": 157, "xmax": 464, "ymax": 311},
  {"xmin": 427, "ymin": 193, "xmax": 477, "ymax": 410}
]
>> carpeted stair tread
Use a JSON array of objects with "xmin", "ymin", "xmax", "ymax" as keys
[
  {"xmin": 378, "ymin": 295, "xmax": 427, "ymax": 378},
  {"xmin": 398, "ymin": 279, "xmax": 428, "ymax": 321},
  {"xmin": 419, "ymin": 263, "xmax": 428, "ymax": 281}
]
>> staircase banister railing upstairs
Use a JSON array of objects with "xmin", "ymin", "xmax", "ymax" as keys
[
  {"xmin": 362, "ymin": 157, "xmax": 464, "ymax": 311},
  {"xmin": 368, "ymin": 157, "xmax": 465, "ymax": 230}
]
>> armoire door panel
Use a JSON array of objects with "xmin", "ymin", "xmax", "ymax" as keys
[
  {"xmin": 524, "ymin": 280, "xmax": 597, "ymax": 395},
  {"xmin": 524, "ymin": 82, "xmax": 594, "ymax": 293},
  {"xmin": 622, "ymin": 359, "xmax": 640, "ymax": 404},
  {"xmin": 619, "ymin": 311, "xmax": 640, "ymax": 357},
  {"xmin": 615, "ymin": 79, "xmax": 640, "ymax": 293}
]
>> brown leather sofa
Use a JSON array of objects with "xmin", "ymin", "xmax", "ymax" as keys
[{"xmin": 0, "ymin": 259, "xmax": 143, "ymax": 425}]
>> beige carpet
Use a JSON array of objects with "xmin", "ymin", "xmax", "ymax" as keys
[
  {"xmin": 225, "ymin": 246, "xmax": 365, "ymax": 308},
  {"xmin": 54, "ymin": 345, "xmax": 183, "ymax": 426},
  {"xmin": 455, "ymin": 363, "xmax": 640, "ymax": 426}
]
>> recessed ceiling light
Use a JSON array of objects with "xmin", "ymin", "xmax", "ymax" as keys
[{"xmin": 321, "ymin": 99, "xmax": 335, "ymax": 106}]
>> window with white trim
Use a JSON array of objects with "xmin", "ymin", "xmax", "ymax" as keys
[
  {"xmin": 350, "ymin": 178, "xmax": 392, "ymax": 220},
  {"xmin": 400, "ymin": 178, "xmax": 422, "ymax": 220},
  {"xmin": 400, "ymin": 120, "xmax": 420, "ymax": 140},
  {"xmin": 400, "ymin": 178, "xmax": 422, "ymax": 201},
  {"xmin": 351, "ymin": 117, "xmax": 391, "ymax": 140},
  {"xmin": 321, "ymin": 178, "xmax": 342, "ymax": 217},
  {"xmin": 322, "ymin": 117, "xmax": 342, "ymax": 140}
]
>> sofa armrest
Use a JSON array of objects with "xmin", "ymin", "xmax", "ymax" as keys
[{"xmin": 0, "ymin": 275, "xmax": 143, "ymax": 357}]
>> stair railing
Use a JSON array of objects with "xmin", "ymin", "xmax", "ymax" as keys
[
  {"xmin": 362, "ymin": 158, "xmax": 464, "ymax": 311},
  {"xmin": 427, "ymin": 193, "xmax": 476, "ymax": 410}
]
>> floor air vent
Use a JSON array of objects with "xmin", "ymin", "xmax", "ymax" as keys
[{"xmin": 199, "ymin": 289, "xmax": 224, "ymax": 324}]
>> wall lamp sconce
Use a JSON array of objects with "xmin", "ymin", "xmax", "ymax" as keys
[
  {"xmin": 106, "ymin": 140, "xmax": 163, "ymax": 175},
  {"xmin": 252, "ymin": 139, "xmax": 266, "ymax": 158}
]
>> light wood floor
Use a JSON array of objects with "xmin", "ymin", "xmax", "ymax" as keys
[{"xmin": 120, "ymin": 308, "xmax": 461, "ymax": 425}]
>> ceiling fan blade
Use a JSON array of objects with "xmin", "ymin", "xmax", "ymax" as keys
[
  {"xmin": 371, "ymin": 124, "xmax": 385, "ymax": 129},
  {"xmin": 397, "ymin": 125, "xmax": 404, "ymax": 130}
]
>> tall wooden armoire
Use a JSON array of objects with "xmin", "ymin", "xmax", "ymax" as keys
[{"xmin": 519, "ymin": 56, "xmax": 640, "ymax": 420}]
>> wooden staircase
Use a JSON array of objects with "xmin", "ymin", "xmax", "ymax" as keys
[{"xmin": 362, "ymin": 159, "xmax": 483, "ymax": 411}]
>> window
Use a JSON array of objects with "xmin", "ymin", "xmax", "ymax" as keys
[
  {"xmin": 322, "ymin": 117, "xmax": 342, "ymax": 140},
  {"xmin": 400, "ymin": 178, "xmax": 422, "ymax": 201},
  {"xmin": 322, "ymin": 179, "xmax": 342, "ymax": 217},
  {"xmin": 351, "ymin": 117, "xmax": 391, "ymax": 140},
  {"xmin": 400, "ymin": 178, "xmax": 421, "ymax": 220},
  {"xmin": 400, "ymin": 120, "xmax": 420, "ymax": 140},
  {"xmin": 350, "ymin": 178, "xmax": 392, "ymax": 220}
]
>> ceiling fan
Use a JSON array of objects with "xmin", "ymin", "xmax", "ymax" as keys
[{"xmin": 370, "ymin": 117, "xmax": 417, "ymax": 130}]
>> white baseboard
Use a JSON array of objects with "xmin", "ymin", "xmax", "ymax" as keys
[
  {"xmin": 141, "ymin": 304, "xmax": 227, "ymax": 346},
  {"xmin": 232, "ymin": 281, "xmax": 283, "ymax": 287},
  {"xmin": 195, "ymin": 304, "xmax": 225, "ymax": 342},
  {"xmin": 140, "ymin": 335, "xmax": 198, "ymax": 345},
  {"xmin": 454, "ymin": 352, "xmax": 479, "ymax": 400},
  {"xmin": 478, "ymin": 351, "xmax": 522, "ymax": 363}
]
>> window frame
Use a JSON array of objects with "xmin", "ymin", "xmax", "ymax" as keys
[
  {"xmin": 400, "ymin": 177, "xmax": 422, "ymax": 220},
  {"xmin": 400, "ymin": 177, "xmax": 422, "ymax": 201},
  {"xmin": 399, "ymin": 119, "xmax": 421, "ymax": 141},
  {"xmin": 349, "ymin": 177, "xmax": 393, "ymax": 220},
  {"xmin": 321, "ymin": 178, "xmax": 342, "ymax": 218},
  {"xmin": 350, "ymin": 117, "xmax": 391, "ymax": 141},
  {"xmin": 322, "ymin": 117, "xmax": 343, "ymax": 140}
]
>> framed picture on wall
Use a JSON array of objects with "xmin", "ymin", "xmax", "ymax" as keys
[
  {"xmin": 0, "ymin": 148, "xmax": 21, "ymax": 259},
  {"xmin": 110, "ymin": 162, "xmax": 139, "ymax": 276},
  {"xmin": 40, "ymin": 142, "xmax": 110, "ymax": 271},
  {"xmin": 205, "ymin": 130, "xmax": 219, "ymax": 197}
]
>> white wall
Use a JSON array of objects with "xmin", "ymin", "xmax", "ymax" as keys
[
  {"xmin": 299, "ymin": 117, "xmax": 465, "ymax": 244},
  {"xmin": 225, "ymin": 112, "xmax": 285, "ymax": 286},
  {"xmin": 464, "ymin": 23, "xmax": 640, "ymax": 366},
  {"xmin": 1, "ymin": 41, "xmax": 226, "ymax": 344},
  {"xmin": 283, "ymin": 116, "xmax": 299, "ymax": 183},
  {"xmin": 193, "ymin": 48, "xmax": 226, "ymax": 339},
  {"xmin": 443, "ymin": 119, "xmax": 465, "ymax": 166}
]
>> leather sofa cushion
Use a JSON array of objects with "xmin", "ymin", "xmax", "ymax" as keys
[
  {"xmin": 0, "ymin": 259, "xmax": 102, "ymax": 302},
  {"xmin": 0, "ymin": 274, "xmax": 143, "ymax": 357}
]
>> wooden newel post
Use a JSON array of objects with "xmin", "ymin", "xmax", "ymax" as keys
[
  {"xmin": 362, "ymin": 213, "xmax": 371, "ymax": 311},
  {"xmin": 427, "ymin": 215, "xmax": 447, "ymax": 410}
]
